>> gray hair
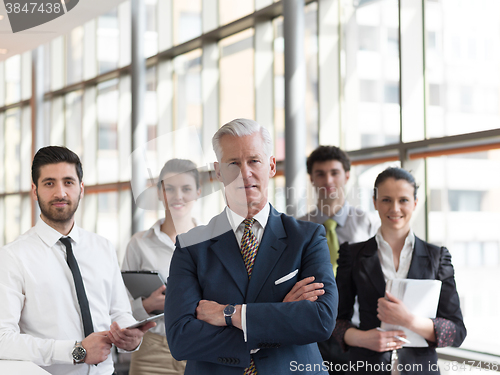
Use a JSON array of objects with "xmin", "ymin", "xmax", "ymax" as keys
[{"xmin": 212, "ymin": 118, "xmax": 273, "ymax": 162}]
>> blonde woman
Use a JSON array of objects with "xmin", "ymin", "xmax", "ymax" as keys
[{"xmin": 122, "ymin": 159, "xmax": 201, "ymax": 375}]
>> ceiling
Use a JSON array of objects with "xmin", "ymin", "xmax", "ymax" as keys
[{"xmin": 0, "ymin": 0, "xmax": 127, "ymax": 62}]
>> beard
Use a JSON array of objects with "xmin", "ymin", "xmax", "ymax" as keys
[{"xmin": 37, "ymin": 191, "xmax": 81, "ymax": 224}]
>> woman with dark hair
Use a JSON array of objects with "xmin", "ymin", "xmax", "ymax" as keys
[
  {"xmin": 122, "ymin": 159, "xmax": 201, "ymax": 375},
  {"xmin": 333, "ymin": 167, "xmax": 466, "ymax": 374}
]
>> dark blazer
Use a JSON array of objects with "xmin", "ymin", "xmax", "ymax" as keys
[
  {"xmin": 335, "ymin": 236, "xmax": 466, "ymax": 375},
  {"xmin": 164, "ymin": 205, "xmax": 338, "ymax": 375}
]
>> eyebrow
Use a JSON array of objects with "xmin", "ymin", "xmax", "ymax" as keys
[
  {"xmin": 313, "ymin": 168, "xmax": 341, "ymax": 174},
  {"xmin": 41, "ymin": 177, "xmax": 77, "ymax": 183}
]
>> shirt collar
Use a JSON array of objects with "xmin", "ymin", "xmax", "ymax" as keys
[
  {"xmin": 35, "ymin": 217, "xmax": 80, "ymax": 248},
  {"xmin": 375, "ymin": 227, "xmax": 415, "ymax": 249},
  {"xmin": 151, "ymin": 218, "xmax": 166, "ymax": 238},
  {"xmin": 314, "ymin": 201, "xmax": 349, "ymax": 227},
  {"xmin": 226, "ymin": 202, "xmax": 270, "ymax": 232}
]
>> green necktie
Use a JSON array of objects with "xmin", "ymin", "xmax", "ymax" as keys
[{"xmin": 323, "ymin": 219, "xmax": 340, "ymax": 275}]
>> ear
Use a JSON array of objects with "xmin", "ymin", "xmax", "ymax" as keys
[
  {"xmin": 268, "ymin": 156, "xmax": 276, "ymax": 178},
  {"xmin": 214, "ymin": 162, "xmax": 224, "ymax": 182},
  {"xmin": 80, "ymin": 182, "xmax": 84, "ymax": 199},
  {"xmin": 31, "ymin": 183, "xmax": 38, "ymax": 201},
  {"xmin": 345, "ymin": 170, "xmax": 350, "ymax": 183},
  {"xmin": 372, "ymin": 196, "xmax": 378, "ymax": 211},
  {"xmin": 196, "ymin": 187, "xmax": 202, "ymax": 199}
]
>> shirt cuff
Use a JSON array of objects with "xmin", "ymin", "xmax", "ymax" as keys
[
  {"xmin": 53, "ymin": 340, "xmax": 76, "ymax": 364},
  {"xmin": 241, "ymin": 304, "xmax": 247, "ymax": 342},
  {"xmin": 116, "ymin": 338, "xmax": 143, "ymax": 353}
]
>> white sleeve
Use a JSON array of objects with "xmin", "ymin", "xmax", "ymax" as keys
[
  {"xmin": 108, "ymin": 241, "xmax": 137, "ymax": 329},
  {"xmin": 0, "ymin": 249, "xmax": 74, "ymax": 366},
  {"xmin": 121, "ymin": 238, "xmax": 151, "ymax": 321}
]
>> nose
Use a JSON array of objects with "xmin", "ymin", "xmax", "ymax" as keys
[
  {"xmin": 239, "ymin": 162, "xmax": 252, "ymax": 180},
  {"xmin": 326, "ymin": 174, "xmax": 335, "ymax": 185},
  {"xmin": 391, "ymin": 201, "xmax": 400, "ymax": 212},
  {"xmin": 173, "ymin": 188, "xmax": 183, "ymax": 200},
  {"xmin": 54, "ymin": 182, "xmax": 67, "ymax": 199}
]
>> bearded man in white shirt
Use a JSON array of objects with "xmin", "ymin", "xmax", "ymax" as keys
[{"xmin": 0, "ymin": 146, "xmax": 154, "ymax": 375}]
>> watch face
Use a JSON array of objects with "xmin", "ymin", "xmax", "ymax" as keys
[
  {"xmin": 223, "ymin": 304, "xmax": 236, "ymax": 316},
  {"xmin": 72, "ymin": 346, "xmax": 86, "ymax": 362}
]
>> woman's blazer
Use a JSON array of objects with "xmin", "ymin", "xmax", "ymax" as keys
[{"xmin": 335, "ymin": 236, "xmax": 466, "ymax": 374}]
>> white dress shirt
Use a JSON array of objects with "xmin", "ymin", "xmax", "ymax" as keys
[
  {"xmin": 298, "ymin": 201, "xmax": 379, "ymax": 245},
  {"xmin": 0, "ymin": 219, "xmax": 137, "ymax": 375},
  {"xmin": 375, "ymin": 228, "xmax": 415, "ymax": 282},
  {"xmin": 122, "ymin": 218, "xmax": 197, "ymax": 337},
  {"xmin": 225, "ymin": 203, "xmax": 270, "ymax": 344}
]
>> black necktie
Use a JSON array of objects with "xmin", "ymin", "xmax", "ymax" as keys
[{"xmin": 60, "ymin": 237, "xmax": 94, "ymax": 337}]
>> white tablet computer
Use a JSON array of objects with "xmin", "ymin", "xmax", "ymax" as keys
[{"xmin": 126, "ymin": 313, "xmax": 165, "ymax": 329}]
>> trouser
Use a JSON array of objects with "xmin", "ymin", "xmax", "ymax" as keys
[
  {"xmin": 317, "ymin": 335, "xmax": 349, "ymax": 375},
  {"xmin": 129, "ymin": 331, "xmax": 187, "ymax": 375}
]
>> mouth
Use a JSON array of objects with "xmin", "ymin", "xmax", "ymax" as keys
[
  {"xmin": 238, "ymin": 184, "xmax": 257, "ymax": 190},
  {"xmin": 51, "ymin": 201, "xmax": 69, "ymax": 208},
  {"xmin": 169, "ymin": 203, "xmax": 185, "ymax": 209},
  {"xmin": 388, "ymin": 215, "xmax": 403, "ymax": 221}
]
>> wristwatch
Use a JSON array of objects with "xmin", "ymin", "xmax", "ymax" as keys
[
  {"xmin": 223, "ymin": 304, "xmax": 236, "ymax": 326},
  {"xmin": 71, "ymin": 341, "xmax": 86, "ymax": 364}
]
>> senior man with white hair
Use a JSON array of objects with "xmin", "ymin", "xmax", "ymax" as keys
[{"xmin": 164, "ymin": 118, "xmax": 338, "ymax": 375}]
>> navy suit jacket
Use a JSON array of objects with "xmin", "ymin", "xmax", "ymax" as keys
[
  {"xmin": 336, "ymin": 236, "xmax": 466, "ymax": 375},
  {"xmin": 165, "ymin": 205, "xmax": 338, "ymax": 375}
]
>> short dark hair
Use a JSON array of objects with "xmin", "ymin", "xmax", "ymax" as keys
[
  {"xmin": 373, "ymin": 167, "xmax": 418, "ymax": 200},
  {"xmin": 306, "ymin": 146, "xmax": 351, "ymax": 175},
  {"xmin": 32, "ymin": 146, "xmax": 83, "ymax": 187},
  {"xmin": 157, "ymin": 159, "xmax": 200, "ymax": 190}
]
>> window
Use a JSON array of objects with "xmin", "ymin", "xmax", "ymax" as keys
[
  {"xmin": 425, "ymin": 0, "xmax": 500, "ymax": 137},
  {"xmin": 342, "ymin": 0, "xmax": 401, "ymax": 151},
  {"xmin": 220, "ymin": 29, "xmax": 255, "ymax": 123},
  {"xmin": 427, "ymin": 151, "xmax": 500, "ymax": 355}
]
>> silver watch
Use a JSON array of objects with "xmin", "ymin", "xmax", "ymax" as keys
[{"xmin": 71, "ymin": 341, "xmax": 86, "ymax": 364}]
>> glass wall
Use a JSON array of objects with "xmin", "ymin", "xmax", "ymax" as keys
[
  {"xmin": 342, "ymin": 0, "xmax": 401, "ymax": 151},
  {"xmin": 427, "ymin": 151, "xmax": 500, "ymax": 355},
  {"xmin": 425, "ymin": 0, "xmax": 500, "ymax": 138}
]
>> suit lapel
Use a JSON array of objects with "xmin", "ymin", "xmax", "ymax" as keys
[
  {"xmin": 245, "ymin": 206, "xmax": 287, "ymax": 303},
  {"xmin": 359, "ymin": 237, "xmax": 386, "ymax": 296},
  {"xmin": 407, "ymin": 236, "xmax": 432, "ymax": 279},
  {"xmin": 209, "ymin": 212, "xmax": 249, "ymax": 296}
]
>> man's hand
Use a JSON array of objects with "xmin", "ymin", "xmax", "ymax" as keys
[
  {"xmin": 81, "ymin": 331, "xmax": 112, "ymax": 365},
  {"xmin": 107, "ymin": 321, "xmax": 156, "ymax": 351},
  {"xmin": 196, "ymin": 300, "xmax": 225, "ymax": 326},
  {"xmin": 142, "ymin": 285, "xmax": 166, "ymax": 314},
  {"xmin": 283, "ymin": 276, "xmax": 324, "ymax": 302},
  {"xmin": 377, "ymin": 291, "xmax": 413, "ymax": 327},
  {"xmin": 196, "ymin": 300, "xmax": 242, "ymax": 329}
]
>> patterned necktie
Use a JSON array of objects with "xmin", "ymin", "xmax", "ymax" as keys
[
  {"xmin": 323, "ymin": 219, "xmax": 340, "ymax": 275},
  {"xmin": 240, "ymin": 218, "xmax": 259, "ymax": 375},
  {"xmin": 60, "ymin": 237, "xmax": 94, "ymax": 337},
  {"xmin": 240, "ymin": 218, "xmax": 259, "ymax": 279}
]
